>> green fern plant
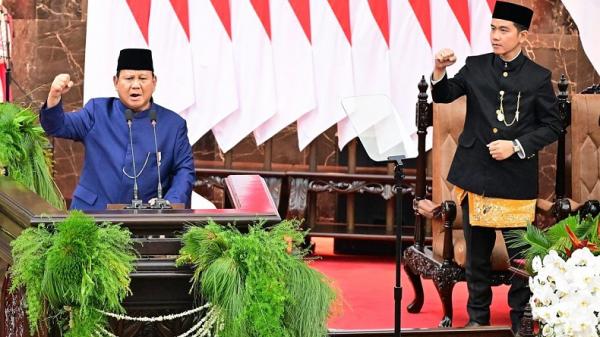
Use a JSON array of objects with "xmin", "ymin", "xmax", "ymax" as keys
[
  {"xmin": 0, "ymin": 102, "xmax": 65, "ymax": 209},
  {"xmin": 9, "ymin": 211, "xmax": 137, "ymax": 336},
  {"xmin": 506, "ymin": 212, "xmax": 600, "ymax": 272},
  {"xmin": 177, "ymin": 220, "xmax": 338, "ymax": 337}
]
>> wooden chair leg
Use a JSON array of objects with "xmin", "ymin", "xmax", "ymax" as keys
[
  {"xmin": 433, "ymin": 266, "xmax": 461, "ymax": 327},
  {"xmin": 518, "ymin": 302, "xmax": 535, "ymax": 337},
  {"xmin": 403, "ymin": 258, "xmax": 424, "ymax": 313}
]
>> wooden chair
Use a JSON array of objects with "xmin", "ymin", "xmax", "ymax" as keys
[
  {"xmin": 402, "ymin": 76, "xmax": 572, "ymax": 329},
  {"xmin": 569, "ymin": 92, "xmax": 600, "ymax": 213}
]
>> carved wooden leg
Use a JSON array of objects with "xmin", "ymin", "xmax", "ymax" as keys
[
  {"xmin": 433, "ymin": 266, "xmax": 461, "ymax": 328},
  {"xmin": 517, "ymin": 302, "xmax": 534, "ymax": 337},
  {"xmin": 402, "ymin": 248, "xmax": 424, "ymax": 313},
  {"xmin": 403, "ymin": 263, "xmax": 424, "ymax": 313}
]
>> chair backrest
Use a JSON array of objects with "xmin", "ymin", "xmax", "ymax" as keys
[
  {"xmin": 432, "ymin": 97, "xmax": 466, "ymax": 228},
  {"xmin": 571, "ymin": 94, "xmax": 600, "ymax": 202}
]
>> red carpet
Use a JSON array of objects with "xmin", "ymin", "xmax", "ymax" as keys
[{"xmin": 309, "ymin": 237, "xmax": 512, "ymax": 330}]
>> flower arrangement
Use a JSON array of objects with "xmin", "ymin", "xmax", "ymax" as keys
[
  {"xmin": 529, "ymin": 248, "xmax": 600, "ymax": 336},
  {"xmin": 177, "ymin": 219, "xmax": 338, "ymax": 337},
  {"xmin": 508, "ymin": 212, "xmax": 600, "ymax": 337},
  {"xmin": 9, "ymin": 211, "xmax": 137, "ymax": 336},
  {"xmin": 0, "ymin": 102, "xmax": 65, "ymax": 209}
]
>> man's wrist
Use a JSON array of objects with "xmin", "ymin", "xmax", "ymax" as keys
[
  {"xmin": 432, "ymin": 68, "xmax": 446, "ymax": 81},
  {"xmin": 431, "ymin": 70, "xmax": 446, "ymax": 84},
  {"xmin": 512, "ymin": 140, "xmax": 520, "ymax": 153},
  {"xmin": 46, "ymin": 95, "xmax": 61, "ymax": 108}
]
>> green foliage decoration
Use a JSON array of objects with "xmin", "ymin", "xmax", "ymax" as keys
[
  {"xmin": 506, "ymin": 212, "xmax": 600, "ymax": 272},
  {"xmin": 9, "ymin": 211, "xmax": 137, "ymax": 336},
  {"xmin": 0, "ymin": 102, "xmax": 65, "ymax": 209},
  {"xmin": 177, "ymin": 219, "xmax": 338, "ymax": 337}
]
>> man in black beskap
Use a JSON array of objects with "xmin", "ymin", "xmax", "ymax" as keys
[{"xmin": 428, "ymin": 1, "xmax": 561, "ymax": 334}]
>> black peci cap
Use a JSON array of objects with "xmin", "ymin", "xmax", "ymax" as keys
[
  {"xmin": 116, "ymin": 48, "xmax": 154, "ymax": 72},
  {"xmin": 492, "ymin": 1, "xmax": 534, "ymax": 29}
]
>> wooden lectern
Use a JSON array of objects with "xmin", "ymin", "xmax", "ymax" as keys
[{"xmin": 0, "ymin": 174, "xmax": 279, "ymax": 337}]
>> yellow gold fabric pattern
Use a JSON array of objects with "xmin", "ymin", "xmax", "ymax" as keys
[{"xmin": 455, "ymin": 187, "xmax": 535, "ymax": 228}]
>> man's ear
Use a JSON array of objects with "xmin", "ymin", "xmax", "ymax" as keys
[
  {"xmin": 518, "ymin": 30, "xmax": 529, "ymax": 43},
  {"xmin": 113, "ymin": 75, "xmax": 118, "ymax": 88}
]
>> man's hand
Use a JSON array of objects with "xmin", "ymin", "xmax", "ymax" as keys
[
  {"xmin": 433, "ymin": 48, "xmax": 457, "ymax": 81},
  {"xmin": 47, "ymin": 73, "xmax": 73, "ymax": 108},
  {"xmin": 487, "ymin": 140, "xmax": 515, "ymax": 161},
  {"xmin": 417, "ymin": 199, "xmax": 442, "ymax": 219}
]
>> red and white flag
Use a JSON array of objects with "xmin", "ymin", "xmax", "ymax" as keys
[
  {"xmin": 432, "ymin": 0, "xmax": 472, "ymax": 77},
  {"xmin": 389, "ymin": 0, "xmax": 433, "ymax": 158},
  {"xmin": 469, "ymin": 0, "xmax": 494, "ymax": 55},
  {"xmin": 340, "ymin": 0, "xmax": 392, "ymax": 150},
  {"xmin": 182, "ymin": 0, "xmax": 238, "ymax": 145},
  {"xmin": 148, "ymin": 0, "xmax": 194, "ymax": 114},
  {"xmin": 253, "ymin": 0, "xmax": 316, "ymax": 146},
  {"xmin": 562, "ymin": 0, "xmax": 600, "ymax": 75},
  {"xmin": 83, "ymin": 0, "xmax": 504, "ymax": 154},
  {"xmin": 297, "ymin": 0, "xmax": 354, "ymax": 151},
  {"xmin": 0, "ymin": 6, "xmax": 12, "ymax": 102},
  {"xmin": 85, "ymin": 0, "xmax": 194, "ymax": 116},
  {"xmin": 85, "ymin": 0, "xmax": 147, "ymax": 102},
  {"xmin": 212, "ymin": 0, "xmax": 277, "ymax": 152}
]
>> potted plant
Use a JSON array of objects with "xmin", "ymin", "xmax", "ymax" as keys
[
  {"xmin": 0, "ymin": 102, "xmax": 64, "ymax": 209},
  {"xmin": 508, "ymin": 212, "xmax": 600, "ymax": 337}
]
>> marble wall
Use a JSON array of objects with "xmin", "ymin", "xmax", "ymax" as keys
[{"xmin": 5, "ymin": 0, "xmax": 599, "ymax": 206}]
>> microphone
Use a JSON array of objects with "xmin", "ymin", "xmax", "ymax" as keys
[
  {"xmin": 124, "ymin": 109, "xmax": 143, "ymax": 209},
  {"xmin": 149, "ymin": 109, "xmax": 171, "ymax": 209}
]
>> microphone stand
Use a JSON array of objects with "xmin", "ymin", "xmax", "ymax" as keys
[
  {"xmin": 149, "ymin": 110, "xmax": 171, "ymax": 209},
  {"xmin": 388, "ymin": 155, "xmax": 405, "ymax": 337},
  {"xmin": 124, "ymin": 110, "xmax": 143, "ymax": 209}
]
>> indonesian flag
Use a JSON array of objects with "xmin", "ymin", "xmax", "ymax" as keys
[
  {"xmin": 84, "ymin": 0, "xmax": 194, "ymax": 116},
  {"xmin": 182, "ymin": 0, "xmax": 238, "ymax": 145},
  {"xmin": 432, "ymin": 0, "xmax": 472, "ymax": 77},
  {"xmin": 85, "ymin": 0, "xmax": 146, "ymax": 101},
  {"xmin": 469, "ymin": 0, "xmax": 494, "ymax": 55},
  {"xmin": 297, "ymin": 0, "xmax": 354, "ymax": 151},
  {"xmin": 148, "ymin": 0, "xmax": 194, "ymax": 114},
  {"xmin": 389, "ymin": 0, "xmax": 433, "ymax": 158},
  {"xmin": 339, "ymin": 0, "xmax": 392, "ymax": 150},
  {"xmin": 562, "ymin": 0, "xmax": 600, "ymax": 75},
  {"xmin": 212, "ymin": 0, "xmax": 277, "ymax": 152},
  {"xmin": 0, "ymin": 7, "xmax": 12, "ymax": 102},
  {"xmin": 253, "ymin": 0, "xmax": 316, "ymax": 146}
]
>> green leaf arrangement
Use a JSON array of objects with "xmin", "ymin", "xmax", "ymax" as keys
[
  {"xmin": 177, "ymin": 219, "xmax": 338, "ymax": 337},
  {"xmin": 0, "ymin": 102, "xmax": 65, "ymax": 209},
  {"xmin": 9, "ymin": 211, "xmax": 137, "ymax": 336},
  {"xmin": 506, "ymin": 212, "xmax": 600, "ymax": 272}
]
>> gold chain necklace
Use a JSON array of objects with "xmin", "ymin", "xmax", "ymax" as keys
[{"xmin": 496, "ymin": 90, "xmax": 521, "ymax": 127}]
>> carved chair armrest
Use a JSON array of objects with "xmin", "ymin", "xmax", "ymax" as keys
[
  {"xmin": 536, "ymin": 198, "xmax": 599, "ymax": 222},
  {"xmin": 580, "ymin": 200, "xmax": 600, "ymax": 218},
  {"xmin": 440, "ymin": 200, "xmax": 457, "ymax": 266},
  {"xmin": 535, "ymin": 198, "xmax": 572, "ymax": 221}
]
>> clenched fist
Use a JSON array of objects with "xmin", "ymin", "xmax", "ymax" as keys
[
  {"xmin": 47, "ymin": 73, "xmax": 73, "ymax": 108},
  {"xmin": 433, "ymin": 48, "xmax": 457, "ymax": 81}
]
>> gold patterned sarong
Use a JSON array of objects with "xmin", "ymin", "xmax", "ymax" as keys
[{"xmin": 454, "ymin": 187, "xmax": 535, "ymax": 228}]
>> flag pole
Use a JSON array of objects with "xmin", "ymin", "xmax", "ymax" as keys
[
  {"xmin": 4, "ymin": 13, "xmax": 10, "ymax": 103},
  {"xmin": 0, "ymin": 3, "xmax": 10, "ymax": 103}
]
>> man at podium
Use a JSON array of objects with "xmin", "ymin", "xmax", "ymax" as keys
[{"xmin": 40, "ymin": 48, "xmax": 195, "ymax": 210}]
